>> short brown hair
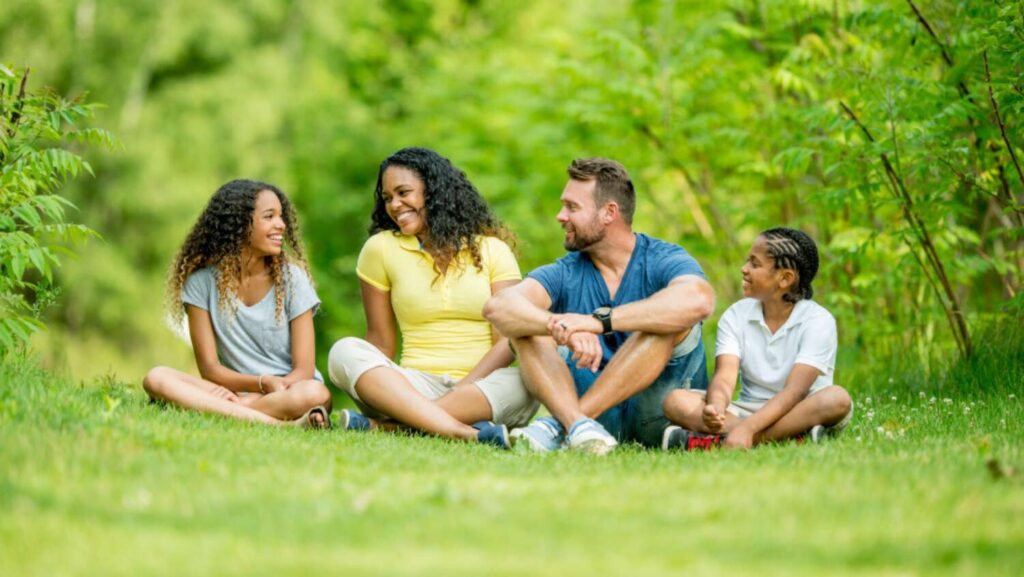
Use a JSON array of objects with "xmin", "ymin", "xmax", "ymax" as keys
[{"xmin": 567, "ymin": 157, "xmax": 636, "ymax": 224}]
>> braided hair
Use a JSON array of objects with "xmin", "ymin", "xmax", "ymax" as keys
[{"xmin": 760, "ymin": 227, "xmax": 819, "ymax": 303}]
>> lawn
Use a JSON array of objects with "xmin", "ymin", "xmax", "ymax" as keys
[{"xmin": 1, "ymin": 353, "xmax": 1022, "ymax": 577}]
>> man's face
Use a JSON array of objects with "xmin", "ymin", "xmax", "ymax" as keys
[{"xmin": 557, "ymin": 179, "xmax": 605, "ymax": 252}]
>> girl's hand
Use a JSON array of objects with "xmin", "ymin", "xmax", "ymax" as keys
[
  {"xmin": 207, "ymin": 384, "xmax": 240, "ymax": 403},
  {"xmin": 724, "ymin": 425, "xmax": 754, "ymax": 449},
  {"xmin": 261, "ymin": 375, "xmax": 289, "ymax": 393},
  {"xmin": 702, "ymin": 404, "xmax": 727, "ymax": 433}
]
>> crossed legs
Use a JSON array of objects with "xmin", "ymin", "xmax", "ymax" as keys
[
  {"xmin": 663, "ymin": 385, "xmax": 853, "ymax": 444},
  {"xmin": 512, "ymin": 330, "xmax": 682, "ymax": 432},
  {"xmin": 142, "ymin": 366, "xmax": 332, "ymax": 425}
]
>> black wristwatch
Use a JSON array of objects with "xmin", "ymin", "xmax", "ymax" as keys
[{"xmin": 592, "ymin": 306, "xmax": 613, "ymax": 334}]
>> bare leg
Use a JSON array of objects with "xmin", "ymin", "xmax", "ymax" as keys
[
  {"xmin": 354, "ymin": 366, "xmax": 479, "ymax": 441},
  {"xmin": 754, "ymin": 386, "xmax": 853, "ymax": 444},
  {"xmin": 578, "ymin": 331, "xmax": 681, "ymax": 419},
  {"xmin": 434, "ymin": 383, "xmax": 493, "ymax": 424},
  {"xmin": 511, "ymin": 336, "xmax": 585, "ymax": 430},
  {"xmin": 142, "ymin": 366, "xmax": 280, "ymax": 425},
  {"xmin": 248, "ymin": 379, "xmax": 332, "ymax": 422},
  {"xmin": 663, "ymin": 389, "xmax": 742, "ymax": 433}
]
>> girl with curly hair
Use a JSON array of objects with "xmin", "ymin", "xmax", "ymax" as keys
[
  {"xmin": 662, "ymin": 227, "xmax": 852, "ymax": 450},
  {"xmin": 143, "ymin": 179, "xmax": 332, "ymax": 427},
  {"xmin": 328, "ymin": 147, "xmax": 538, "ymax": 448}
]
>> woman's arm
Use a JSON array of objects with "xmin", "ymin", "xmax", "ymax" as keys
[
  {"xmin": 360, "ymin": 280, "xmax": 398, "ymax": 359},
  {"xmin": 187, "ymin": 305, "xmax": 264, "ymax": 393},
  {"xmin": 725, "ymin": 363, "xmax": 821, "ymax": 448},
  {"xmin": 456, "ymin": 280, "xmax": 519, "ymax": 386}
]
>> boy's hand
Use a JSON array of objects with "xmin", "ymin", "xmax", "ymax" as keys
[
  {"xmin": 702, "ymin": 404, "xmax": 726, "ymax": 433},
  {"xmin": 261, "ymin": 375, "xmax": 289, "ymax": 393},
  {"xmin": 724, "ymin": 424, "xmax": 754, "ymax": 449}
]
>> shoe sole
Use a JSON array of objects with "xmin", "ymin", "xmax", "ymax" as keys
[
  {"xmin": 570, "ymin": 438, "xmax": 617, "ymax": 456},
  {"xmin": 510, "ymin": 429, "xmax": 556, "ymax": 453}
]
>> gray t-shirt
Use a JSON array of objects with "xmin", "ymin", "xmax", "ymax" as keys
[{"xmin": 182, "ymin": 264, "xmax": 323, "ymax": 381}]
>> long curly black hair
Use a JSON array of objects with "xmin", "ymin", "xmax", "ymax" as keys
[
  {"xmin": 167, "ymin": 179, "xmax": 311, "ymax": 326},
  {"xmin": 370, "ymin": 147, "xmax": 514, "ymax": 276},
  {"xmin": 761, "ymin": 227, "xmax": 819, "ymax": 303}
]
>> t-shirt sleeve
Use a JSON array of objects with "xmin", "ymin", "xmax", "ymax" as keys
[
  {"xmin": 714, "ymin": 302, "xmax": 743, "ymax": 359},
  {"xmin": 181, "ymin": 269, "xmax": 212, "ymax": 311},
  {"xmin": 484, "ymin": 237, "xmax": 521, "ymax": 284},
  {"xmin": 286, "ymin": 265, "xmax": 321, "ymax": 320},
  {"xmin": 794, "ymin": 310, "xmax": 837, "ymax": 375},
  {"xmin": 356, "ymin": 233, "xmax": 391, "ymax": 292},
  {"xmin": 655, "ymin": 245, "xmax": 706, "ymax": 288},
  {"xmin": 526, "ymin": 261, "xmax": 565, "ymax": 312}
]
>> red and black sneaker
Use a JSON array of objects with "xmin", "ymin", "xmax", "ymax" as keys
[{"xmin": 661, "ymin": 425, "xmax": 723, "ymax": 451}]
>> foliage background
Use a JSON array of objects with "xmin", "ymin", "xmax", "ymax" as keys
[{"xmin": 0, "ymin": 0, "xmax": 1020, "ymax": 382}]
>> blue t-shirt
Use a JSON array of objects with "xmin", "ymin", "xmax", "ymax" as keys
[
  {"xmin": 182, "ymin": 264, "xmax": 323, "ymax": 382},
  {"xmin": 527, "ymin": 233, "xmax": 705, "ymax": 365}
]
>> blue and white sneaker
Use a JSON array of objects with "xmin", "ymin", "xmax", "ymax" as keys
[
  {"xmin": 474, "ymin": 421, "xmax": 510, "ymax": 450},
  {"xmin": 339, "ymin": 409, "xmax": 371, "ymax": 431},
  {"xmin": 567, "ymin": 418, "xmax": 618, "ymax": 455},
  {"xmin": 510, "ymin": 416, "xmax": 565, "ymax": 452}
]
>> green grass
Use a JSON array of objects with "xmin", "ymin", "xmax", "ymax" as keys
[{"xmin": 1, "ymin": 343, "xmax": 1023, "ymax": 576}]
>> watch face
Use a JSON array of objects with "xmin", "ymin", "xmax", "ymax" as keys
[{"xmin": 594, "ymin": 306, "xmax": 612, "ymax": 317}]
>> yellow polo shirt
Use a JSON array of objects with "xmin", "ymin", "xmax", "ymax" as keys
[{"xmin": 356, "ymin": 231, "xmax": 521, "ymax": 377}]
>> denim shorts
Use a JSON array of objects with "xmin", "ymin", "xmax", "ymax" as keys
[{"xmin": 559, "ymin": 326, "xmax": 709, "ymax": 447}]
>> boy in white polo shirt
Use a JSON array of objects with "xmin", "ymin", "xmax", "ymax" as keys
[{"xmin": 662, "ymin": 227, "xmax": 853, "ymax": 450}]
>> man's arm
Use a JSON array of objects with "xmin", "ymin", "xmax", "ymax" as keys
[
  {"xmin": 482, "ymin": 278, "xmax": 554, "ymax": 338},
  {"xmin": 550, "ymin": 275, "xmax": 715, "ymax": 339}
]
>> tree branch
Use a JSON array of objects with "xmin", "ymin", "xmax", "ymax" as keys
[
  {"xmin": 984, "ymin": 51, "xmax": 1024, "ymax": 198},
  {"xmin": 906, "ymin": 1, "xmax": 969, "ymax": 99}
]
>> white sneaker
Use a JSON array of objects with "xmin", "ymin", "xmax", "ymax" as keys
[{"xmin": 566, "ymin": 418, "xmax": 618, "ymax": 456}]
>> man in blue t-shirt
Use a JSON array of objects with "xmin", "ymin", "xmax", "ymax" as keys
[{"xmin": 484, "ymin": 157, "xmax": 715, "ymax": 454}]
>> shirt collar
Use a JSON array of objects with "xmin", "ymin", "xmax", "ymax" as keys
[
  {"xmin": 395, "ymin": 233, "xmax": 423, "ymax": 253},
  {"xmin": 747, "ymin": 299, "xmax": 810, "ymax": 331}
]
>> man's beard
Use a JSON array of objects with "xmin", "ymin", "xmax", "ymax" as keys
[{"xmin": 563, "ymin": 219, "xmax": 605, "ymax": 252}]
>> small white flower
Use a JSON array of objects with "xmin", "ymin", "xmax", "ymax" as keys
[
  {"xmin": 855, "ymin": 436, "xmax": 863, "ymax": 442},
  {"xmin": 890, "ymin": 395, "xmax": 897, "ymax": 402},
  {"xmin": 943, "ymin": 398, "xmax": 953, "ymax": 404},
  {"xmin": 888, "ymin": 378, "xmax": 895, "ymax": 384},
  {"xmin": 1010, "ymin": 394, "xmax": 1017, "ymax": 400},
  {"xmin": 865, "ymin": 397, "xmax": 873, "ymax": 404},
  {"xmin": 919, "ymin": 391, "xmax": 926, "ymax": 398},
  {"xmin": 876, "ymin": 426, "xmax": 885, "ymax": 433},
  {"xmin": 930, "ymin": 397, "xmax": 937, "ymax": 404},
  {"xmin": 963, "ymin": 406, "xmax": 971, "ymax": 414}
]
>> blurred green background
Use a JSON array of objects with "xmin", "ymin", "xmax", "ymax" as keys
[{"xmin": 2, "ymin": 0, "xmax": 1020, "ymax": 382}]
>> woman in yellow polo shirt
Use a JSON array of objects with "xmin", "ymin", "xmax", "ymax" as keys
[{"xmin": 328, "ymin": 147, "xmax": 538, "ymax": 448}]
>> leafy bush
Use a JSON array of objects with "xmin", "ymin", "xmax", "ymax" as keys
[{"xmin": 0, "ymin": 65, "xmax": 115, "ymax": 354}]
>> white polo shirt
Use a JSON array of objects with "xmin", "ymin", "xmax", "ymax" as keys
[{"xmin": 715, "ymin": 298, "xmax": 836, "ymax": 403}]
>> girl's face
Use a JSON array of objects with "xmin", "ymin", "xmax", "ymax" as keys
[
  {"xmin": 248, "ymin": 190, "xmax": 286, "ymax": 257},
  {"xmin": 381, "ymin": 165, "xmax": 427, "ymax": 239},
  {"xmin": 741, "ymin": 236, "xmax": 791, "ymax": 301}
]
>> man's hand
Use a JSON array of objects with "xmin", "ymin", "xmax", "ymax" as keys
[
  {"xmin": 566, "ymin": 332, "xmax": 603, "ymax": 372},
  {"xmin": 724, "ymin": 424, "xmax": 754, "ymax": 449},
  {"xmin": 548, "ymin": 313, "xmax": 603, "ymax": 345},
  {"xmin": 702, "ymin": 404, "xmax": 727, "ymax": 433}
]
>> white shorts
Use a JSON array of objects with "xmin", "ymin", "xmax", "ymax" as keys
[
  {"xmin": 327, "ymin": 337, "xmax": 539, "ymax": 428},
  {"xmin": 697, "ymin": 386, "xmax": 853, "ymax": 431}
]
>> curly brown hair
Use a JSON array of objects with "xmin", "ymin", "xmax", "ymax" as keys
[
  {"xmin": 370, "ymin": 147, "xmax": 515, "ymax": 280},
  {"xmin": 166, "ymin": 179, "xmax": 311, "ymax": 326}
]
